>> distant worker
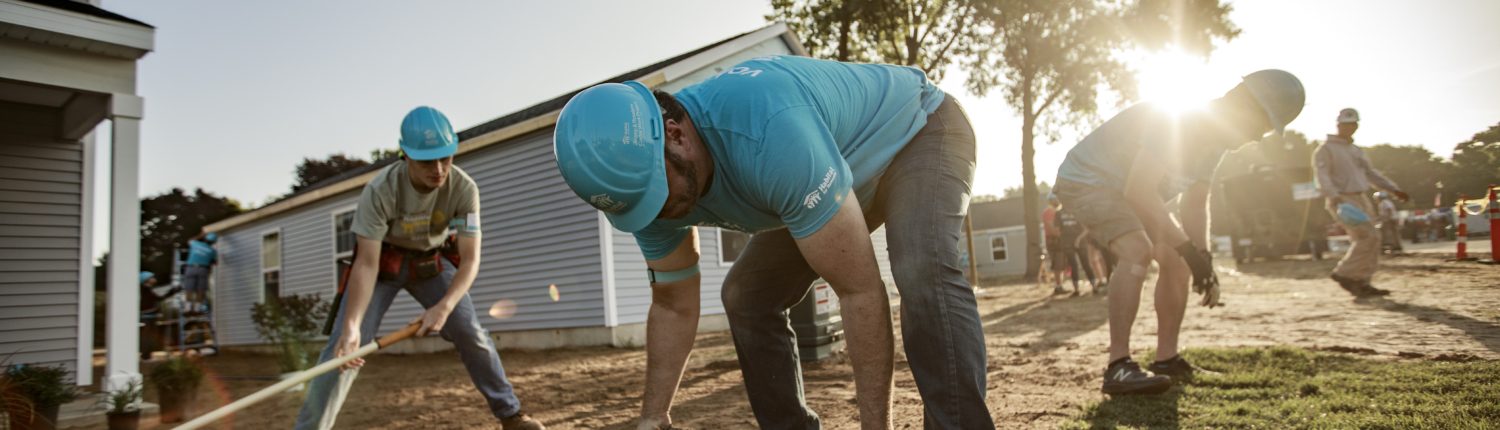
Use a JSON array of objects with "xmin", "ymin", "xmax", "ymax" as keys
[
  {"xmin": 1375, "ymin": 192, "xmax": 1403, "ymax": 254},
  {"xmin": 182, "ymin": 232, "xmax": 218, "ymax": 313},
  {"xmin": 1043, "ymin": 194, "xmax": 1069, "ymax": 294},
  {"xmin": 1313, "ymin": 108, "xmax": 1408, "ymax": 297},
  {"xmin": 295, "ymin": 106, "xmax": 544, "ymax": 430},
  {"xmin": 1057, "ymin": 206, "xmax": 1099, "ymax": 295},
  {"xmin": 138, "ymin": 271, "xmax": 181, "ymax": 360},
  {"xmin": 1054, "ymin": 70, "xmax": 1305, "ymax": 395}
]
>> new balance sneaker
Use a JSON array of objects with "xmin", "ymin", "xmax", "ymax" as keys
[
  {"xmin": 1148, "ymin": 355, "xmax": 1199, "ymax": 381},
  {"xmin": 1101, "ymin": 358, "xmax": 1172, "ymax": 395},
  {"xmin": 501, "ymin": 411, "xmax": 545, "ymax": 430}
]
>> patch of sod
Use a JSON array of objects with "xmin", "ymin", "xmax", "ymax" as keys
[{"xmin": 1061, "ymin": 346, "xmax": 1500, "ymax": 429}]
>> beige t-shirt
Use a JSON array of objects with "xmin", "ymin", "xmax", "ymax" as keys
[{"xmin": 352, "ymin": 162, "xmax": 481, "ymax": 251}]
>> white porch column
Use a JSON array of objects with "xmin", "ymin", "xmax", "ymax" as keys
[{"xmin": 104, "ymin": 94, "xmax": 143, "ymax": 390}]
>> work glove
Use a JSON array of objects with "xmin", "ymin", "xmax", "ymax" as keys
[{"xmin": 1175, "ymin": 242, "xmax": 1223, "ymax": 308}]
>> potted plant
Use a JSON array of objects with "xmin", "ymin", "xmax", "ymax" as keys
[
  {"xmin": 1, "ymin": 359, "xmax": 36, "ymax": 430},
  {"xmin": 99, "ymin": 379, "xmax": 143, "ymax": 430},
  {"xmin": 5, "ymin": 364, "xmax": 82, "ymax": 430},
  {"xmin": 148, "ymin": 356, "xmax": 203, "ymax": 423}
]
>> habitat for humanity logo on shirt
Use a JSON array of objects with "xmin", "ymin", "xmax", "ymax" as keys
[{"xmin": 803, "ymin": 166, "xmax": 838, "ymax": 209}]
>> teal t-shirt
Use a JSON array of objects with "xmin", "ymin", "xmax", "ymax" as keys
[
  {"xmin": 1055, "ymin": 103, "xmax": 1233, "ymax": 200},
  {"xmin": 185, "ymin": 240, "xmax": 216, "ymax": 266},
  {"xmin": 634, "ymin": 55, "xmax": 945, "ymax": 260}
]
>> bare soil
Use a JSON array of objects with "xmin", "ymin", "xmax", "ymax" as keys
[{"xmin": 73, "ymin": 252, "xmax": 1500, "ymax": 429}]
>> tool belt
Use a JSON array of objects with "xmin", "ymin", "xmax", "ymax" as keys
[
  {"xmin": 375, "ymin": 237, "xmax": 461, "ymax": 281},
  {"xmin": 325, "ymin": 235, "xmax": 461, "ymax": 335}
]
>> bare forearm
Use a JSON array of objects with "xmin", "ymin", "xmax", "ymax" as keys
[
  {"xmin": 1127, "ymin": 194, "xmax": 1188, "ymax": 246},
  {"xmin": 640, "ymin": 290, "xmax": 700, "ymax": 422},
  {"xmin": 1179, "ymin": 190, "xmax": 1211, "ymax": 249},
  {"xmin": 342, "ymin": 266, "xmax": 377, "ymax": 331},
  {"xmin": 835, "ymin": 284, "xmax": 894, "ymax": 429}
]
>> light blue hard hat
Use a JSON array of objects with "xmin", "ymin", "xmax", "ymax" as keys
[
  {"xmin": 553, "ymin": 81, "xmax": 668, "ymax": 233},
  {"xmin": 1240, "ymin": 69, "xmax": 1305, "ymax": 138},
  {"xmin": 203, "ymin": 232, "xmax": 218, "ymax": 243},
  {"xmin": 1337, "ymin": 202, "xmax": 1370, "ymax": 226},
  {"xmin": 399, "ymin": 106, "xmax": 459, "ymax": 161},
  {"xmin": 139, "ymin": 271, "xmax": 155, "ymax": 285}
]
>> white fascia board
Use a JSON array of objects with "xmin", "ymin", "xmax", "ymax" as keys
[
  {"xmin": 655, "ymin": 22, "xmax": 792, "ymax": 83},
  {"xmin": 0, "ymin": 0, "xmax": 152, "ymax": 55}
]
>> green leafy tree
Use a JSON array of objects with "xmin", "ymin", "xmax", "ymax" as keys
[
  {"xmin": 1444, "ymin": 122, "xmax": 1500, "ymax": 204},
  {"xmin": 139, "ymin": 188, "xmax": 244, "ymax": 279},
  {"xmin": 292, "ymin": 153, "xmax": 370, "ymax": 193},
  {"xmin": 1363, "ymin": 144, "xmax": 1454, "ymax": 209},
  {"xmin": 963, "ymin": 0, "xmax": 1239, "ymax": 279},
  {"xmin": 769, "ymin": 0, "xmax": 980, "ymax": 80}
]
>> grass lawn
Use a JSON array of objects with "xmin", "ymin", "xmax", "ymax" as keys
[{"xmin": 1062, "ymin": 346, "xmax": 1500, "ymax": 429}]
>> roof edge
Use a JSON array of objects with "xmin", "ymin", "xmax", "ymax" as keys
[{"xmin": 207, "ymin": 22, "xmax": 797, "ymax": 234}]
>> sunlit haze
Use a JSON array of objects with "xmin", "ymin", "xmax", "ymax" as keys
[{"xmin": 91, "ymin": 0, "xmax": 1500, "ymax": 257}]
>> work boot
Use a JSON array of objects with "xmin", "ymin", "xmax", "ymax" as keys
[
  {"xmin": 501, "ymin": 411, "xmax": 545, "ymax": 430},
  {"xmin": 1101, "ymin": 358, "xmax": 1172, "ymax": 395},
  {"xmin": 1053, "ymin": 284, "xmax": 1068, "ymax": 295},
  {"xmin": 1333, "ymin": 274, "xmax": 1389, "ymax": 297}
]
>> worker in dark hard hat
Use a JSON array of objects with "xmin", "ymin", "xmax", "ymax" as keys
[{"xmin": 1053, "ymin": 70, "xmax": 1306, "ymax": 395}]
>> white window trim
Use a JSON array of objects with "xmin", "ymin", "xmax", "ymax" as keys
[
  {"xmin": 990, "ymin": 235, "xmax": 1009, "ymax": 262},
  {"xmin": 259, "ymin": 228, "xmax": 282, "ymax": 303},
  {"xmin": 329, "ymin": 204, "xmax": 358, "ymax": 290}
]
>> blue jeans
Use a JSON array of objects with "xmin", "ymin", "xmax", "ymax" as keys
[
  {"xmin": 294, "ymin": 258, "xmax": 520, "ymax": 429},
  {"xmin": 721, "ymin": 96, "xmax": 993, "ymax": 429}
]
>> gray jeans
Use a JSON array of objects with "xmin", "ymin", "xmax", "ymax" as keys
[
  {"xmin": 721, "ymin": 96, "xmax": 993, "ymax": 429},
  {"xmin": 294, "ymin": 258, "xmax": 520, "ymax": 429}
]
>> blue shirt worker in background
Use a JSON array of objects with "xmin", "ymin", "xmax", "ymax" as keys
[
  {"xmin": 555, "ymin": 55, "xmax": 993, "ymax": 429},
  {"xmin": 294, "ymin": 107, "xmax": 544, "ymax": 430},
  {"xmin": 182, "ymin": 232, "xmax": 218, "ymax": 313},
  {"xmin": 1053, "ymin": 70, "xmax": 1306, "ymax": 395}
]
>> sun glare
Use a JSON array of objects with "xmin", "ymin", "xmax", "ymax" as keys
[{"xmin": 1135, "ymin": 49, "xmax": 1216, "ymax": 114}]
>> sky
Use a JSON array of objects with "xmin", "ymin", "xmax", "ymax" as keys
[{"xmin": 91, "ymin": 0, "xmax": 1500, "ymax": 256}]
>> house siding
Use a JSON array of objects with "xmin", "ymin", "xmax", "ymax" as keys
[{"xmin": 0, "ymin": 135, "xmax": 83, "ymax": 372}]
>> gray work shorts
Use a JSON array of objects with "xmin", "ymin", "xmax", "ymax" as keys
[{"xmin": 1052, "ymin": 179, "xmax": 1144, "ymax": 247}]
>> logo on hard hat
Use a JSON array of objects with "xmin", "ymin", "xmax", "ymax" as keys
[{"xmin": 590, "ymin": 194, "xmax": 628, "ymax": 213}]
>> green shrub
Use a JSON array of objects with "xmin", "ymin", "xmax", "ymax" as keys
[
  {"xmin": 148, "ymin": 356, "xmax": 204, "ymax": 395},
  {"xmin": 5, "ymin": 364, "xmax": 81, "ymax": 409},
  {"xmin": 250, "ymin": 293, "xmax": 330, "ymax": 373}
]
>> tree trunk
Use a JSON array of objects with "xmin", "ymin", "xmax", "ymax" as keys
[{"xmin": 1020, "ymin": 112, "xmax": 1042, "ymax": 281}]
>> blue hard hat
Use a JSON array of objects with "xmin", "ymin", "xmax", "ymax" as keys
[
  {"xmin": 399, "ymin": 106, "xmax": 459, "ymax": 161},
  {"xmin": 1240, "ymin": 69, "xmax": 1305, "ymax": 138},
  {"xmin": 553, "ymin": 81, "xmax": 668, "ymax": 233},
  {"xmin": 139, "ymin": 271, "xmax": 155, "ymax": 285},
  {"xmin": 1336, "ymin": 202, "xmax": 1370, "ymax": 226},
  {"xmin": 203, "ymin": 232, "xmax": 218, "ymax": 243}
]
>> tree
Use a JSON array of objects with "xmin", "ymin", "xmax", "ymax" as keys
[
  {"xmin": 1445, "ymin": 122, "xmax": 1500, "ymax": 204},
  {"xmin": 1363, "ymin": 144, "xmax": 1453, "ymax": 210},
  {"xmin": 370, "ymin": 148, "xmax": 403, "ymax": 163},
  {"xmin": 963, "ymin": 0, "xmax": 1239, "ymax": 279},
  {"xmin": 769, "ymin": 0, "xmax": 980, "ymax": 80},
  {"xmin": 139, "ymin": 188, "xmax": 244, "ymax": 278},
  {"xmin": 291, "ymin": 153, "xmax": 370, "ymax": 193}
]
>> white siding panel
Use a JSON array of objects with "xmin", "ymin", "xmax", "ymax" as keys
[{"xmin": 0, "ymin": 137, "xmax": 81, "ymax": 373}]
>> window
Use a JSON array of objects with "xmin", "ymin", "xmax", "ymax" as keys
[
  {"xmin": 332, "ymin": 208, "xmax": 356, "ymax": 291},
  {"xmin": 718, "ymin": 228, "xmax": 752, "ymax": 264},
  {"xmin": 333, "ymin": 209, "xmax": 356, "ymax": 258},
  {"xmin": 990, "ymin": 236, "xmax": 1008, "ymax": 261},
  {"xmin": 261, "ymin": 231, "xmax": 281, "ymax": 303}
]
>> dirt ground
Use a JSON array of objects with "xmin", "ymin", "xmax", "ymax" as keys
[{"xmin": 79, "ymin": 252, "xmax": 1499, "ymax": 429}]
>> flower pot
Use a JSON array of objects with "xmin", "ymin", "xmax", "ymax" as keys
[
  {"xmin": 156, "ymin": 389, "xmax": 195, "ymax": 424},
  {"xmin": 106, "ymin": 411, "xmax": 141, "ymax": 430},
  {"xmin": 7, "ymin": 403, "xmax": 60, "ymax": 430}
]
